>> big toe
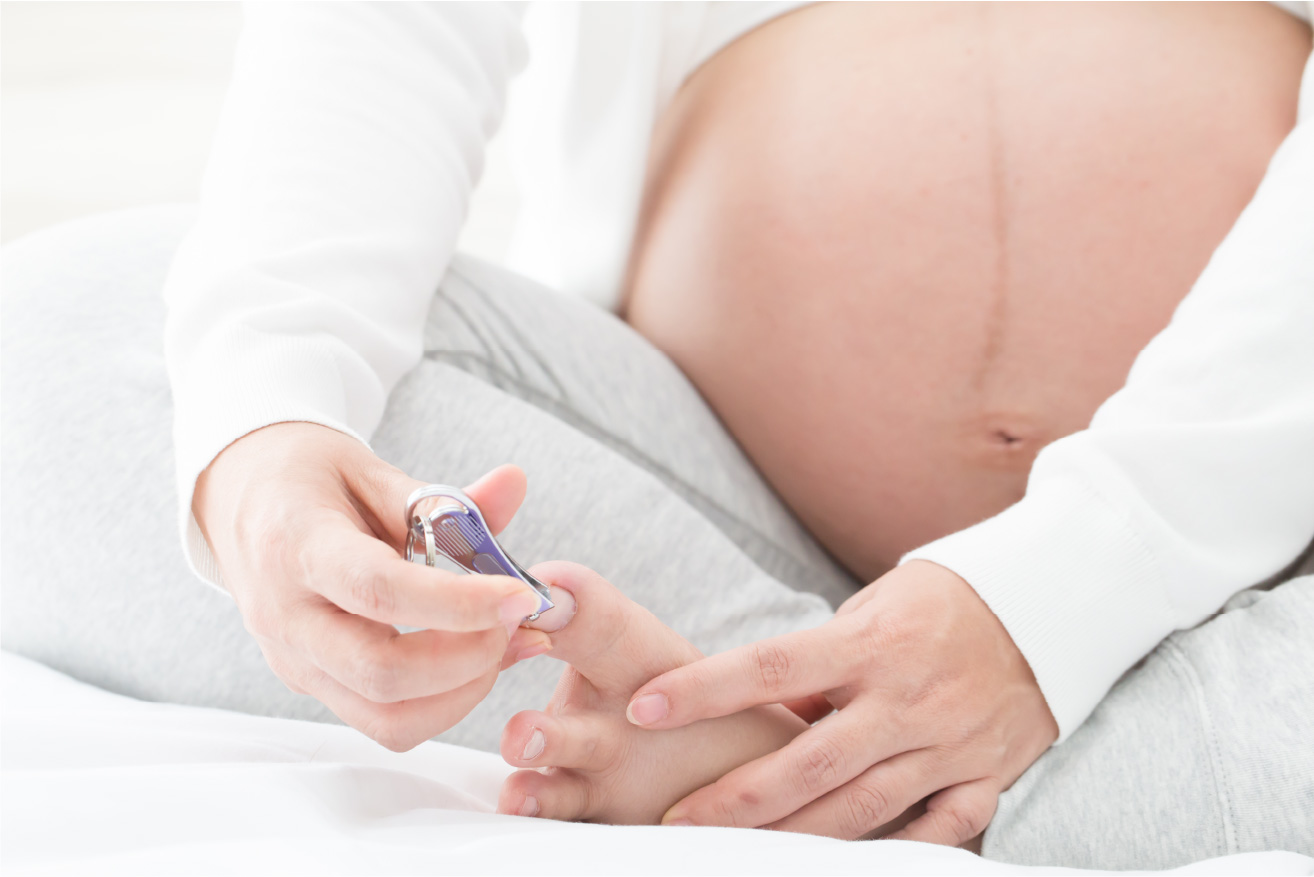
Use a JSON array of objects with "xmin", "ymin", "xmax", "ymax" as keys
[{"xmin": 525, "ymin": 560, "xmax": 700, "ymax": 695}]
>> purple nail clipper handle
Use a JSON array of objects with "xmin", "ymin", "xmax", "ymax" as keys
[{"xmin": 404, "ymin": 484, "xmax": 554, "ymax": 620}]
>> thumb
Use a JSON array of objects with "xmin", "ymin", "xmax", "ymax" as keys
[
  {"xmin": 462, "ymin": 463, "xmax": 529, "ymax": 536},
  {"xmin": 347, "ymin": 458, "xmax": 529, "ymax": 551}
]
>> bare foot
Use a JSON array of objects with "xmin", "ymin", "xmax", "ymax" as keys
[{"xmin": 497, "ymin": 561, "xmax": 808, "ymax": 825}]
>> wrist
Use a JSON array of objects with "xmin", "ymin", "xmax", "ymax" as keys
[
  {"xmin": 900, "ymin": 475, "xmax": 1170, "ymax": 741},
  {"xmin": 847, "ymin": 560, "xmax": 1059, "ymax": 750}
]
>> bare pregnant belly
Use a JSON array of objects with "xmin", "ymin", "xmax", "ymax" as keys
[{"xmin": 623, "ymin": 2, "xmax": 1309, "ymax": 582}]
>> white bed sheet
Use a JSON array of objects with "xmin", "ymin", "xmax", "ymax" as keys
[{"xmin": 2, "ymin": 652, "xmax": 1309, "ymax": 876}]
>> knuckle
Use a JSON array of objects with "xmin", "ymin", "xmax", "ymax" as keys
[
  {"xmin": 939, "ymin": 802, "xmax": 989, "ymax": 843},
  {"xmin": 341, "ymin": 563, "xmax": 392, "ymax": 619},
  {"xmin": 920, "ymin": 744, "xmax": 959, "ymax": 774},
  {"xmin": 843, "ymin": 782, "xmax": 893, "ymax": 837},
  {"xmin": 793, "ymin": 736, "xmax": 845, "ymax": 795},
  {"xmin": 704, "ymin": 782, "xmax": 751, "ymax": 828},
  {"xmin": 280, "ymin": 666, "xmax": 315, "ymax": 695},
  {"xmin": 851, "ymin": 615, "xmax": 891, "ymax": 665},
  {"xmin": 749, "ymin": 641, "xmax": 795, "ymax": 695},
  {"xmin": 363, "ymin": 711, "xmax": 420, "ymax": 753},
  {"xmin": 356, "ymin": 658, "xmax": 399, "ymax": 703},
  {"xmin": 264, "ymin": 650, "xmax": 314, "ymax": 696},
  {"xmin": 239, "ymin": 598, "xmax": 280, "ymax": 640},
  {"xmin": 353, "ymin": 644, "xmax": 401, "ymax": 702},
  {"xmin": 866, "ymin": 609, "xmax": 909, "ymax": 652},
  {"xmin": 262, "ymin": 514, "xmax": 311, "ymax": 577},
  {"xmin": 261, "ymin": 652, "xmax": 296, "ymax": 686}
]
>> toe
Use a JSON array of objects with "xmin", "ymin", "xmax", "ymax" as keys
[
  {"xmin": 525, "ymin": 561, "xmax": 701, "ymax": 695},
  {"xmin": 501, "ymin": 709, "xmax": 621, "ymax": 771},
  {"xmin": 499, "ymin": 767, "xmax": 596, "ymax": 822}
]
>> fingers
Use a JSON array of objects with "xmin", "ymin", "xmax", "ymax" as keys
[
  {"xmin": 264, "ymin": 640, "xmax": 501, "ymax": 752},
  {"xmin": 200, "ymin": 427, "xmax": 541, "ymax": 746},
  {"xmin": 461, "ymin": 463, "xmax": 528, "ymax": 536},
  {"xmin": 625, "ymin": 618, "xmax": 864, "ymax": 729},
  {"xmin": 302, "ymin": 517, "xmax": 543, "ymax": 631},
  {"xmin": 330, "ymin": 670, "xmax": 501, "ymax": 753},
  {"xmin": 768, "ymin": 749, "xmax": 944, "ymax": 840},
  {"xmin": 286, "ymin": 603, "xmax": 512, "ymax": 703},
  {"xmin": 662, "ymin": 708, "xmax": 899, "ymax": 828},
  {"xmin": 501, "ymin": 627, "xmax": 554, "ymax": 671},
  {"xmin": 500, "ymin": 709, "xmax": 619, "ymax": 771},
  {"xmin": 885, "ymin": 778, "xmax": 998, "ymax": 848}
]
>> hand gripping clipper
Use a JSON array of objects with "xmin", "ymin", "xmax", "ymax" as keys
[{"xmin": 403, "ymin": 484, "xmax": 554, "ymax": 621}]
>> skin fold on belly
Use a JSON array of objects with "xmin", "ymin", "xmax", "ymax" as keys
[{"xmin": 622, "ymin": 1, "xmax": 1310, "ymax": 583}]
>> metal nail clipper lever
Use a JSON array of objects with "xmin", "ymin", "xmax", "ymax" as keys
[{"xmin": 403, "ymin": 484, "xmax": 554, "ymax": 621}]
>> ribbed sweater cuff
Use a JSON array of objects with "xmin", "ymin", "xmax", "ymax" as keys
[
  {"xmin": 170, "ymin": 339, "xmax": 376, "ymax": 594},
  {"xmin": 900, "ymin": 475, "xmax": 1176, "ymax": 742}
]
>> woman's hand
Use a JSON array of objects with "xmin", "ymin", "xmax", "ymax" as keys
[
  {"xmin": 623, "ymin": 560, "xmax": 1058, "ymax": 844},
  {"xmin": 192, "ymin": 422, "xmax": 551, "ymax": 751}
]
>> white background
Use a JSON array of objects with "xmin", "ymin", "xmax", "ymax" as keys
[{"xmin": 0, "ymin": 1, "xmax": 519, "ymax": 260}]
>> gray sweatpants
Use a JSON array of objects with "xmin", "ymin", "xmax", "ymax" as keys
[{"xmin": 3, "ymin": 205, "xmax": 1311, "ymax": 869}]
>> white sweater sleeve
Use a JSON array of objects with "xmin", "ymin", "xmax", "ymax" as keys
[
  {"xmin": 162, "ymin": 2, "xmax": 527, "ymax": 591},
  {"xmin": 904, "ymin": 53, "xmax": 1314, "ymax": 741}
]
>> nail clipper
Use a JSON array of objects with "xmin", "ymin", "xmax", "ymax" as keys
[{"xmin": 404, "ymin": 484, "xmax": 554, "ymax": 621}]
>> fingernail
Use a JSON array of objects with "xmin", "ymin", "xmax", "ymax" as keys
[
  {"xmin": 521, "ymin": 728, "xmax": 545, "ymax": 761},
  {"xmin": 514, "ymin": 642, "xmax": 551, "ymax": 665},
  {"xmin": 662, "ymin": 814, "xmax": 694, "ymax": 827},
  {"xmin": 626, "ymin": 693, "xmax": 669, "ymax": 726},
  {"xmin": 518, "ymin": 796, "xmax": 539, "ymax": 817}
]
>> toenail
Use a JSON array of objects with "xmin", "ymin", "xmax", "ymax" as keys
[
  {"xmin": 526, "ymin": 586, "xmax": 576, "ymax": 632},
  {"xmin": 518, "ymin": 796, "xmax": 539, "ymax": 817},
  {"xmin": 626, "ymin": 693, "xmax": 669, "ymax": 726},
  {"xmin": 522, "ymin": 728, "xmax": 545, "ymax": 761}
]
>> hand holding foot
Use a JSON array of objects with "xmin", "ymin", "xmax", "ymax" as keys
[
  {"xmin": 619, "ymin": 561, "xmax": 1058, "ymax": 845},
  {"xmin": 497, "ymin": 561, "xmax": 808, "ymax": 825}
]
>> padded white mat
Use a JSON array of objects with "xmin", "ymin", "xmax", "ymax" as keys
[{"xmin": 2, "ymin": 653, "xmax": 1309, "ymax": 876}]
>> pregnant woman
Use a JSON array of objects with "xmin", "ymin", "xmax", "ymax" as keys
[{"xmin": 4, "ymin": 2, "xmax": 1311, "ymax": 869}]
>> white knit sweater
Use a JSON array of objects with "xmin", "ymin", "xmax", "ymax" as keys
[{"xmin": 162, "ymin": 1, "xmax": 1314, "ymax": 741}]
